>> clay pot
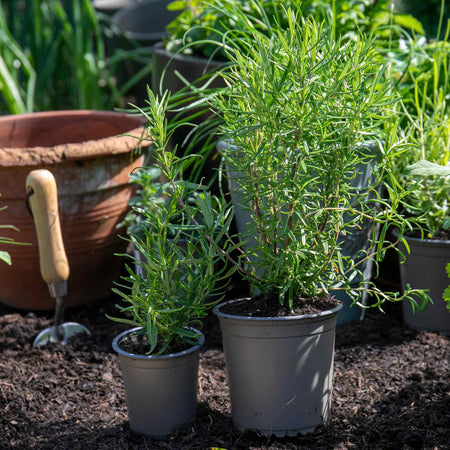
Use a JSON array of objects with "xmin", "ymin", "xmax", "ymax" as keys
[{"xmin": 0, "ymin": 110, "xmax": 150, "ymax": 310}]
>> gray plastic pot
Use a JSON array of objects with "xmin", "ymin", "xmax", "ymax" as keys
[
  {"xmin": 112, "ymin": 327, "xmax": 204, "ymax": 436},
  {"xmin": 214, "ymin": 299, "xmax": 343, "ymax": 437},
  {"xmin": 399, "ymin": 235, "xmax": 450, "ymax": 334}
]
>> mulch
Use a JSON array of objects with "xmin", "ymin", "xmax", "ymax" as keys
[{"xmin": 0, "ymin": 278, "xmax": 449, "ymax": 450}]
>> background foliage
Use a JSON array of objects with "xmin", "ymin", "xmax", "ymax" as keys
[{"xmin": 0, "ymin": 0, "xmax": 147, "ymax": 113}]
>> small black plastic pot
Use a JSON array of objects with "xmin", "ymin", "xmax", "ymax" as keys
[{"xmin": 110, "ymin": 0, "xmax": 177, "ymax": 103}]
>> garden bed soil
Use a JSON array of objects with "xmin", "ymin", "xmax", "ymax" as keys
[{"xmin": 0, "ymin": 281, "xmax": 449, "ymax": 449}]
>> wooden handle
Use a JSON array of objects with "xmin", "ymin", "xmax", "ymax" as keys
[{"xmin": 26, "ymin": 169, "xmax": 69, "ymax": 284}]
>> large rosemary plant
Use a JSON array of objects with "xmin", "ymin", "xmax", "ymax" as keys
[{"xmin": 208, "ymin": 5, "xmax": 429, "ymax": 311}]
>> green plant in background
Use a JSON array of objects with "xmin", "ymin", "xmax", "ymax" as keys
[
  {"xmin": 387, "ymin": 15, "xmax": 450, "ymax": 238},
  {"xmin": 0, "ymin": 196, "xmax": 28, "ymax": 265},
  {"xmin": 164, "ymin": 0, "xmax": 423, "ymax": 60},
  {"xmin": 405, "ymin": 160, "xmax": 450, "ymax": 311},
  {"xmin": 0, "ymin": 0, "xmax": 148, "ymax": 113},
  {"xmin": 202, "ymin": 2, "xmax": 429, "ymax": 311},
  {"xmin": 444, "ymin": 263, "xmax": 450, "ymax": 310},
  {"xmin": 314, "ymin": 0, "xmax": 424, "ymax": 44},
  {"xmin": 165, "ymin": 0, "xmax": 301, "ymax": 60},
  {"xmin": 395, "ymin": 0, "xmax": 450, "ymax": 39},
  {"xmin": 109, "ymin": 90, "xmax": 234, "ymax": 355}
]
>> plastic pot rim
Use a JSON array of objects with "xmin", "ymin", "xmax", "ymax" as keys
[
  {"xmin": 213, "ymin": 298, "xmax": 343, "ymax": 322},
  {"xmin": 394, "ymin": 229, "xmax": 450, "ymax": 246},
  {"xmin": 112, "ymin": 326, "xmax": 205, "ymax": 360}
]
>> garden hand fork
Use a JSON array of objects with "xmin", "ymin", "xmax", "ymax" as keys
[{"xmin": 26, "ymin": 169, "xmax": 90, "ymax": 346}]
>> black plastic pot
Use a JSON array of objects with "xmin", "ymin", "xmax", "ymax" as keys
[
  {"xmin": 152, "ymin": 41, "xmax": 224, "ymax": 94},
  {"xmin": 93, "ymin": 0, "xmax": 138, "ymax": 16},
  {"xmin": 152, "ymin": 42, "xmax": 225, "ymax": 193}
]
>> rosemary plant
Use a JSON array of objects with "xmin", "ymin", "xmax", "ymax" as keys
[
  {"xmin": 207, "ymin": 4, "xmax": 429, "ymax": 311},
  {"xmin": 109, "ymin": 90, "xmax": 234, "ymax": 355}
]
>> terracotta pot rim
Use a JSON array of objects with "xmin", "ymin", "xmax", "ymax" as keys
[
  {"xmin": 0, "ymin": 109, "xmax": 144, "ymax": 120},
  {"xmin": 0, "ymin": 110, "xmax": 151, "ymax": 166},
  {"xmin": 112, "ymin": 326, "xmax": 205, "ymax": 360},
  {"xmin": 213, "ymin": 298, "xmax": 343, "ymax": 322}
]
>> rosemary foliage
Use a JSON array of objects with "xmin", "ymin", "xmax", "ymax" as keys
[
  {"xmin": 208, "ymin": 5, "xmax": 429, "ymax": 311},
  {"xmin": 110, "ymin": 90, "xmax": 234, "ymax": 355}
]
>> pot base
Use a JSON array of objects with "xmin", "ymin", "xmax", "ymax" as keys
[{"xmin": 234, "ymin": 423, "xmax": 321, "ymax": 438}]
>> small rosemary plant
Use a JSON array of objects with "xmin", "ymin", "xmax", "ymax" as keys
[{"xmin": 109, "ymin": 89, "xmax": 234, "ymax": 355}]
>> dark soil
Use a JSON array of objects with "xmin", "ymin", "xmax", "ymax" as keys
[
  {"xmin": 0, "ymin": 279, "xmax": 449, "ymax": 450},
  {"xmin": 220, "ymin": 294, "xmax": 341, "ymax": 317},
  {"xmin": 116, "ymin": 328, "xmax": 196, "ymax": 356}
]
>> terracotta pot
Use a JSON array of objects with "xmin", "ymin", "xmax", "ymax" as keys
[{"xmin": 0, "ymin": 110, "xmax": 150, "ymax": 310}]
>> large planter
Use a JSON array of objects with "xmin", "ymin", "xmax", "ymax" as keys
[
  {"xmin": 111, "ymin": 1, "xmax": 177, "ymax": 104},
  {"xmin": 399, "ymin": 235, "xmax": 450, "ymax": 334},
  {"xmin": 213, "ymin": 299, "xmax": 343, "ymax": 437},
  {"xmin": 0, "ymin": 110, "xmax": 149, "ymax": 310},
  {"xmin": 112, "ymin": 327, "xmax": 204, "ymax": 436}
]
